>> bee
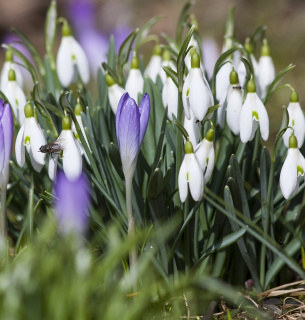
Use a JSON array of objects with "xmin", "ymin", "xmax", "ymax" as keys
[{"xmin": 39, "ymin": 140, "xmax": 63, "ymax": 160}]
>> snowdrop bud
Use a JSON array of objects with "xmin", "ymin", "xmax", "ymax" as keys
[
  {"xmin": 125, "ymin": 56, "xmax": 144, "ymax": 101},
  {"xmin": 144, "ymin": 44, "xmax": 162, "ymax": 82},
  {"xmin": 178, "ymin": 140, "xmax": 204, "ymax": 202},
  {"xmin": 160, "ymin": 49, "xmax": 176, "ymax": 84},
  {"xmin": 1, "ymin": 50, "xmax": 23, "ymax": 91},
  {"xmin": 106, "ymin": 74, "xmax": 125, "ymax": 114},
  {"xmin": 280, "ymin": 133, "xmax": 305, "ymax": 199},
  {"xmin": 258, "ymin": 39, "xmax": 275, "ymax": 98},
  {"xmin": 282, "ymin": 91, "xmax": 305, "ymax": 148}
]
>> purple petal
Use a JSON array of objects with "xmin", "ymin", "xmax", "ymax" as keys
[
  {"xmin": 54, "ymin": 170, "xmax": 90, "ymax": 235},
  {"xmin": 0, "ymin": 101, "xmax": 13, "ymax": 169},
  {"xmin": 138, "ymin": 93, "xmax": 150, "ymax": 145},
  {"xmin": 116, "ymin": 96, "xmax": 140, "ymax": 171},
  {"xmin": 0, "ymin": 121, "xmax": 4, "ymax": 173},
  {"xmin": 115, "ymin": 92, "xmax": 130, "ymax": 145}
]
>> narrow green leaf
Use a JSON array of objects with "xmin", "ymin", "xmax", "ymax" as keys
[
  {"xmin": 176, "ymin": 1, "xmax": 192, "ymax": 46},
  {"xmin": 45, "ymin": 0, "xmax": 57, "ymax": 55},
  {"xmin": 162, "ymin": 66, "xmax": 178, "ymax": 87},
  {"xmin": 27, "ymin": 174, "xmax": 34, "ymax": 239},
  {"xmin": 108, "ymin": 142, "xmax": 124, "ymax": 179},
  {"xmin": 107, "ymin": 35, "xmax": 116, "ymax": 70},
  {"xmin": 147, "ymin": 168, "xmax": 163, "ymax": 199},
  {"xmin": 102, "ymin": 62, "xmax": 119, "ymax": 84}
]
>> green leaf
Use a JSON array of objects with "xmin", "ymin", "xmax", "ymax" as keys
[
  {"xmin": 117, "ymin": 29, "xmax": 139, "ymax": 85},
  {"xmin": 108, "ymin": 142, "xmax": 124, "ymax": 179},
  {"xmin": 44, "ymin": 0, "xmax": 57, "ymax": 55},
  {"xmin": 176, "ymin": 1, "xmax": 192, "ymax": 46},
  {"xmin": 147, "ymin": 168, "xmax": 163, "ymax": 199},
  {"xmin": 162, "ymin": 66, "xmax": 178, "ymax": 87},
  {"xmin": 27, "ymin": 174, "xmax": 34, "ymax": 238},
  {"xmin": 102, "ymin": 62, "xmax": 119, "ymax": 84},
  {"xmin": 107, "ymin": 35, "xmax": 116, "ymax": 70}
]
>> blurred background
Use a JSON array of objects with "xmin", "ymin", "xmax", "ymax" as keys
[{"xmin": 0, "ymin": 0, "xmax": 304, "ymax": 141}]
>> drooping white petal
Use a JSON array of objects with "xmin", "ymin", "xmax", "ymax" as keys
[
  {"xmin": 162, "ymin": 77, "xmax": 178, "ymax": 120},
  {"xmin": 28, "ymin": 147, "xmax": 44, "ymax": 172},
  {"xmin": 48, "ymin": 154, "xmax": 59, "ymax": 181},
  {"xmin": 188, "ymin": 154, "xmax": 204, "ymax": 201},
  {"xmin": 56, "ymin": 36, "xmax": 75, "ymax": 87},
  {"xmin": 125, "ymin": 69, "xmax": 144, "ymax": 102},
  {"xmin": 72, "ymin": 115, "xmax": 91, "ymax": 152},
  {"xmin": 178, "ymin": 156, "xmax": 188, "ymax": 203},
  {"xmin": 1, "ymin": 61, "xmax": 23, "ymax": 91},
  {"xmin": 240, "ymin": 94, "xmax": 254, "ymax": 143},
  {"xmin": 215, "ymin": 62, "xmax": 231, "ymax": 102},
  {"xmin": 282, "ymin": 102, "xmax": 305, "ymax": 148},
  {"xmin": 280, "ymin": 149, "xmax": 299, "ymax": 199},
  {"xmin": 72, "ymin": 38, "xmax": 90, "ymax": 84},
  {"xmin": 188, "ymin": 68, "xmax": 212, "ymax": 121},
  {"xmin": 226, "ymin": 86, "xmax": 243, "ymax": 135},
  {"xmin": 256, "ymin": 94, "xmax": 269, "ymax": 141},
  {"xmin": 61, "ymin": 130, "xmax": 82, "ymax": 181},
  {"xmin": 204, "ymin": 146, "xmax": 215, "ymax": 184},
  {"xmin": 217, "ymin": 91, "xmax": 227, "ymax": 128},
  {"xmin": 184, "ymin": 114, "xmax": 200, "ymax": 147},
  {"xmin": 182, "ymin": 74, "xmax": 191, "ymax": 120},
  {"xmin": 108, "ymin": 84, "xmax": 125, "ymax": 114},
  {"xmin": 258, "ymin": 56, "xmax": 275, "ymax": 98},
  {"xmin": 144, "ymin": 55, "xmax": 162, "ymax": 82},
  {"xmin": 24, "ymin": 117, "xmax": 47, "ymax": 165},
  {"xmin": 15, "ymin": 124, "xmax": 25, "ymax": 167}
]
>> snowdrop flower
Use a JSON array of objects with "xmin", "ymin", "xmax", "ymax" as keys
[
  {"xmin": 182, "ymin": 51, "xmax": 213, "ymax": 121},
  {"xmin": 162, "ymin": 74, "xmax": 178, "ymax": 120},
  {"xmin": 160, "ymin": 50, "xmax": 176, "ymax": 84},
  {"xmin": 3, "ymin": 69, "xmax": 26, "ymax": 124},
  {"xmin": 144, "ymin": 44, "xmax": 162, "ymax": 82},
  {"xmin": 240, "ymin": 79, "xmax": 269, "ymax": 143},
  {"xmin": 185, "ymin": 36, "xmax": 200, "ymax": 71},
  {"xmin": 0, "ymin": 50, "xmax": 23, "ymax": 91},
  {"xmin": 116, "ymin": 92, "xmax": 150, "ymax": 182},
  {"xmin": 280, "ymin": 134, "xmax": 305, "ymax": 199},
  {"xmin": 71, "ymin": 100, "xmax": 91, "ymax": 154},
  {"xmin": 49, "ymin": 116, "xmax": 82, "ymax": 181},
  {"xmin": 106, "ymin": 74, "xmax": 125, "ymax": 114},
  {"xmin": 54, "ymin": 170, "xmax": 90, "ymax": 236},
  {"xmin": 15, "ymin": 102, "xmax": 47, "ymax": 172},
  {"xmin": 125, "ymin": 56, "xmax": 144, "ymax": 102},
  {"xmin": 195, "ymin": 126, "xmax": 215, "ymax": 184},
  {"xmin": 56, "ymin": 20, "xmax": 90, "ymax": 87},
  {"xmin": 184, "ymin": 112, "xmax": 200, "ymax": 147},
  {"xmin": 0, "ymin": 100, "xmax": 14, "ymax": 190},
  {"xmin": 282, "ymin": 91, "xmax": 305, "ymax": 148},
  {"xmin": 215, "ymin": 61, "xmax": 231, "ymax": 103},
  {"xmin": 178, "ymin": 140, "xmax": 204, "ymax": 202},
  {"xmin": 226, "ymin": 69, "xmax": 243, "ymax": 135},
  {"xmin": 258, "ymin": 39, "xmax": 275, "ymax": 99}
]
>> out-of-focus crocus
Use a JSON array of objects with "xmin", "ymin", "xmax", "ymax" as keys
[
  {"xmin": 240, "ymin": 78, "xmax": 269, "ymax": 143},
  {"xmin": 49, "ymin": 116, "xmax": 82, "ymax": 181},
  {"xmin": 0, "ymin": 50, "xmax": 23, "ymax": 91},
  {"xmin": 56, "ymin": 20, "xmax": 90, "ymax": 87},
  {"xmin": 280, "ymin": 134, "xmax": 305, "ymax": 199},
  {"xmin": 178, "ymin": 140, "xmax": 203, "ymax": 202},
  {"xmin": 106, "ymin": 74, "xmax": 125, "ymax": 114},
  {"xmin": 226, "ymin": 69, "xmax": 243, "ymax": 135},
  {"xmin": 116, "ymin": 92, "xmax": 150, "ymax": 181},
  {"xmin": 0, "ymin": 100, "xmax": 13, "ymax": 189},
  {"xmin": 195, "ymin": 126, "xmax": 215, "ymax": 184},
  {"xmin": 125, "ymin": 56, "xmax": 144, "ymax": 102},
  {"xmin": 15, "ymin": 102, "xmax": 47, "ymax": 172},
  {"xmin": 144, "ymin": 44, "xmax": 162, "ymax": 83},
  {"xmin": 202, "ymin": 37, "xmax": 219, "ymax": 80},
  {"xmin": 54, "ymin": 170, "xmax": 89, "ymax": 235},
  {"xmin": 282, "ymin": 91, "xmax": 305, "ymax": 148},
  {"xmin": 182, "ymin": 51, "xmax": 213, "ymax": 121},
  {"xmin": 3, "ymin": 69, "xmax": 26, "ymax": 124},
  {"xmin": 258, "ymin": 39, "xmax": 275, "ymax": 99}
]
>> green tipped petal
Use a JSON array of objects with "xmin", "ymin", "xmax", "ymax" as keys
[
  {"xmin": 75, "ymin": 101, "xmax": 83, "ymax": 116},
  {"xmin": 105, "ymin": 74, "xmax": 115, "ymax": 87},
  {"xmin": 8, "ymin": 69, "xmax": 16, "ymax": 81},
  {"xmin": 247, "ymin": 79, "xmax": 256, "ymax": 93},
  {"xmin": 290, "ymin": 91, "xmax": 299, "ymax": 103},
  {"xmin": 24, "ymin": 102, "xmax": 34, "ymax": 118},
  {"xmin": 62, "ymin": 20, "xmax": 72, "ymax": 37},
  {"xmin": 62, "ymin": 116, "xmax": 71, "ymax": 130},
  {"xmin": 289, "ymin": 134, "xmax": 298, "ymax": 148},
  {"xmin": 184, "ymin": 140, "xmax": 194, "ymax": 154},
  {"xmin": 205, "ymin": 128, "xmax": 215, "ymax": 142},
  {"xmin": 131, "ymin": 56, "xmax": 139, "ymax": 69},
  {"xmin": 5, "ymin": 50, "xmax": 13, "ymax": 62},
  {"xmin": 153, "ymin": 44, "xmax": 162, "ymax": 56},
  {"xmin": 261, "ymin": 39, "xmax": 270, "ymax": 56},
  {"xmin": 191, "ymin": 52, "xmax": 200, "ymax": 69},
  {"xmin": 229, "ymin": 69, "xmax": 239, "ymax": 85}
]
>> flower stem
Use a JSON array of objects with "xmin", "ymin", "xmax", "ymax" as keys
[
  {"xmin": 0, "ymin": 187, "xmax": 7, "ymax": 248},
  {"xmin": 176, "ymin": 89, "xmax": 183, "ymax": 207},
  {"xmin": 126, "ymin": 176, "xmax": 137, "ymax": 290}
]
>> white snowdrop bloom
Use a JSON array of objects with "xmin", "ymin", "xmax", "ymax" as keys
[
  {"xmin": 4, "ymin": 69, "xmax": 26, "ymax": 124},
  {"xmin": 282, "ymin": 91, "xmax": 305, "ymax": 148},
  {"xmin": 15, "ymin": 103, "xmax": 46, "ymax": 172},
  {"xmin": 144, "ymin": 45, "xmax": 162, "ymax": 82},
  {"xmin": 56, "ymin": 21, "xmax": 90, "ymax": 87},
  {"xmin": 125, "ymin": 56, "xmax": 144, "ymax": 102},
  {"xmin": 49, "ymin": 116, "xmax": 82, "ymax": 181},
  {"xmin": 258, "ymin": 39, "xmax": 275, "ymax": 99},
  {"xmin": 240, "ymin": 79, "xmax": 269, "ymax": 143},
  {"xmin": 215, "ymin": 61, "xmax": 231, "ymax": 103},
  {"xmin": 185, "ymin": 36, "xmax": 200, "ymax": 71},
  {"xmin": 280, "ymin": 134, "xmax": 305, "ymax": 199},
  {"xmin": 195, "ymin": 127, "xmax": 215, "ymax": 184},
  {"xmin": 178, "ymin": 140, "xmax": 204, "ymax": 202},
  {"xmin": 182, "ymin": 51, "xmax": 213, "ymax": 121},
  {"xmin": 184, "ymin": 112, "xmax": 200, "ymax": 147},
  {"xmin": 226, "ymin": 70, "xmax": 243, "ymax": 135},
  {"xmin": 105, "ymin": 74, "xmax": 125, "ymax": 114},
  {"xmin": 217, "ymin": 90, "xmax": 227, "ymax": 129},
  {"xmin": 162, "ymin": 76, "xmax": 178, "ymax": 120},
  {"xmin": 0, "ymin": 50, "xmax": 23, "ymax": 91},
  {"xmin": 160, "ymin": 50, "xmax": 176, "ymax": 84}
]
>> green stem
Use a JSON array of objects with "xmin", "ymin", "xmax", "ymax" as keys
[
  {"xmin": 176, "ymin": 90, "xmax": 183, "ymax": 207},
  {"xmin": 126, "ymin": 175, "xmax": 137, "ymax": 291},
  {"xmin": 183, "ymin": 195, "xmax": 190, "ymax": 273},
  {"xmin": 27, "ymin": 175, "xmax": 34, "ymax": 239},
  {"xmin": 249, "ymin": 129, "xmax": 260, "ymax": 182},
  {"xmin": 0, "ymin": 187, "xmax": 7, "ymax": 248}
]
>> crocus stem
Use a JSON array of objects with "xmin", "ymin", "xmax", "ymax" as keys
[
  {"xmin": 126, "ymin": 175, "xmax": 137, "ymax": 290},
  {"xmin": 0, "ymin": 187, "xmax": 7, "ymax": 247}
]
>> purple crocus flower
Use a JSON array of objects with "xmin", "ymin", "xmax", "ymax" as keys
[
  {"xmin": 0, "ymin": 100, "xmax": 13, "ymax": 188},
  {"xmin": 54, "ymin": 170, "xmax": 90, "ymax": 235},
  {"xmin": 115, "ymin": 93, "xmax": 150, "ymax": 180}
]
